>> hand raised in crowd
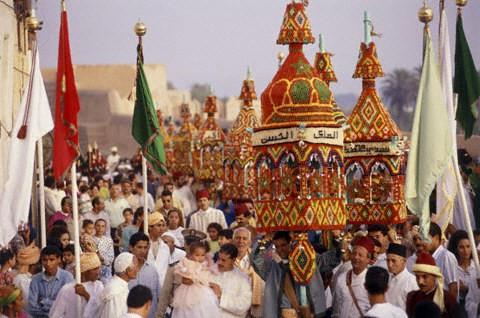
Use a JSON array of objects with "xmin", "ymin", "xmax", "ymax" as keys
[{"xmin": 74, "ymin": 283, "xmax": 90, "ymax": 301}]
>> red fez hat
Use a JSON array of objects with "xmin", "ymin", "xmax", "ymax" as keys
[
  {"xmin": 172, "ymin": 171, "xmax": 183, "ymax": 180},
  {"xmin": 415, "ymin": 251, "xmax": 437, "ymax": 267},
  {"xmin": 353, "ymin": 236, "xmax": 374, "ymax": 255},
  {"xmin": 235, "ymin": 203, "xmax": 250, "ymax": 217},
  {"xmin": 196, "ymin": 189, "xmax": 209, "ymax": 200}
]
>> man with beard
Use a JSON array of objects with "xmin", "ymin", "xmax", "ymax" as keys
[
  {"xmin": 49, "ymin": 253, "xmax": 104, "ymax": 317},
  {"xmin": 406, "ymin": 251, "xmax": 465, "ymax": 318}
]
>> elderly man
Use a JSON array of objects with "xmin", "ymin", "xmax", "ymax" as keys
[
  {"xmin": 233, "ymin": 227, "xmax": 264, "ymax": 318},
  {"xmin": 100, "ymin": 252, "xmax": 139, "ymax": 318},
  {"xmin": 49, "ymin": 253, "xmax": 104, "ymax": 317},
  {"xmin": 188, "ymin": 189, "xmax": 227, "ymax": 233},
  {"xmin": 406, "ymin": 251, "xmax": 464, "ymax": 318},
  {"xmin": 104, "ymin": 184, "xmax": 130, "ymax": 241},
  {"xmin": 106, "ymin": 146, "xmax": 120, "ymax": 174},
  {"xmin": 332, "ymin": 236, "xmax": 373, "ymax": 318},
  {"xmin": 128, "ymin": 232, "xmax": 160, "ymax": 318},
  {"xmin": 253, "ymin": 231, "xmax": 326, "ymax": 318},
  {"xmin": 385, "ymin": 243, "xmax": 418, "ymax": 311},
  {"xmin": 211, "ymin": 244, "xmax": 252, "ymax": 318},
  {"xmin": 146, "ymin": 212, "xmax": 170, "ymax": 287}
]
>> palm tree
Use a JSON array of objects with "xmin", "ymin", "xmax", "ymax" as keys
[{"xmin": 381, "ymin": 68, "xmax": 420, "ymax": 131}]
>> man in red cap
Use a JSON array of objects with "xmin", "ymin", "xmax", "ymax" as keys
[
  {"xmin": 187, "ymin": 189, "xmax": 226, "ymax": 234},
  {"xmin": 405, "ymin": 251, "xmax": 464, "ymax": 318},
  {"xmin": 332, "ymin": 236, "xmax": 374, "ymax": 318},
  {"xmin": 229, "ymin": 202, "xmax": 256, "ymax": 229}
]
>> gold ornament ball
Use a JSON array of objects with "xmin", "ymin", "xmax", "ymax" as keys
[
  {"xmin": 134, "ymin": 22, "xmax": 147, "ymax": 37},
  {"xmin": 26, "ymin": 16, "xmax": 41, "ymax": 32},
  {"xmin": 456, "ymin": 0, "xmax": 468, "ymax": 7},
  {"xmin": 418, "ymin": 5, "xmax": 433, "ymax": 24}
]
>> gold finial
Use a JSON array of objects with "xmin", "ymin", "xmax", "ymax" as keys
[
  {"xmin": 418, "ymin": 1, "xmax": 433, "ymax": 24},
  {"xmin": 456, "ymin": 0, "xmax": 468, "ymax": 7},
  {"xmin": 134, "ymin": 21, "xmax": 147, "ymax": 37},
  {"xmin": 26, "ymin": 9, "xmax": 42, "ymax": 32}
]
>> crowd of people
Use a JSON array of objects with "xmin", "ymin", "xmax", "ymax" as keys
[{"xmin": 0, "ymin": 146, "xmax": 479, "ymax": 318}]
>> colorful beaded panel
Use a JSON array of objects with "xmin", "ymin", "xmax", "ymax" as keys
[{"xmin": 253, "ymin": 142, "xmax": 347, "ymax": 231}]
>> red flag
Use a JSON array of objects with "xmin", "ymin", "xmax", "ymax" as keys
[{"xmin": 53, "ymin": 4, "xmax": 80, "ymax": 180}]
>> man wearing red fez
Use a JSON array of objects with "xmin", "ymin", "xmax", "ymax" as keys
[
  {"xmin": 229, "ymin": 202, "xmax": 256, "ymax": 229},
  {"xmin": 406, "ymin": 251, "xmax": 464, "ymax": 318},
  {"xmin": 187, "ymin": 189, "xmax": 227, "ymax": 234},
  {"xmin": 332, "ymin": 236, "xmax": 373, "ymax": 317}
]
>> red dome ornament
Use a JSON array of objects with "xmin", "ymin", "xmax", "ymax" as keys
[{"xmin": 253, "ymin": 1, "xmax": 347, "ymax": 285}]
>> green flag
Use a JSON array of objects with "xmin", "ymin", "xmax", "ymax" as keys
[
  {"xmin": 454, "ymin": 13, "xmax": 480, "ymax": 139},
  {"xmin": 405, "ymin": 30, "xmax": 453, "ymax": 240},
  {"xmin": 132, "ymin": 44, "xmax": 167, "ymax": 174}
]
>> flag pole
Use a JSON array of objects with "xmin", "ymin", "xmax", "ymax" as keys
[
  {"xmin": 37, "ymin": 137, "xmax": 47, "ymax": 248},
  {"xmin": 142, "ymin": 155, "xmax": 148, "ymax": 233},
  {"xmin": 134, "ymin": 21, "xmax": 149, "ymax": 233}
]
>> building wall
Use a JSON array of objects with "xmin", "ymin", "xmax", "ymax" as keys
[{"xmin": 0, "ymin": 0, "xmax": 30, "ymax": 191}]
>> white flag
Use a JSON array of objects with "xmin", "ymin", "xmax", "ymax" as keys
[
  {"xmin": 435, "ymin": 8, "xmax": 459, "ymax": 231},
  {"xmin": 0, "ymin": 46, "xmax": 54, "ymax": 247}
]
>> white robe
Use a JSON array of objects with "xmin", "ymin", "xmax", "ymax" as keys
[
  {"xmin": 373, "ymin": 253, "xmax": 388, "ymax": 269},
  {"xmin": 100, "ymin": 275, "xmax": 129, "ymax": 318},
  {"xmin": 189, "ymin": 207, "xmax": 227, "ymax": 234},
  {"xmin": 385, "ymin": 268, "xmax": 419, "ymax": 311},
  {"xmin": 332, "ymin": 268, "xmax": 370, "ymax": 318},
  {"xmin": 212, "ymin": 267, "xmax": 252, "ymax": 318},
  {"xmin": 49, "ymin": 280, "xmax": 104, "ymax": 318},
  {"xmin": 432, "ymin": 245, "xmax": 459, "ymax": 287},
  {"xmin": 465, "ymin": 278, "xmax": 480, "ymax": 318},
  {"xmin": 147, "ymin": 238, "xmax": 171, "ymax": 286},
  {"xmin": 364, "ymin": 303, "xmax": 407, "ymax": 318}
]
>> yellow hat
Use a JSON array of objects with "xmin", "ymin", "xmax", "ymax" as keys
[
  {"xmin": 148, "ymin": 212, "xmax": 165, "ymax": 226},
  {"xmin": 16, "ymin": 244, "xmax": 40, "ymax": 266},
  {"xmin": 80, "ymin": 253, "xmax": 101, "ymax": 273}
]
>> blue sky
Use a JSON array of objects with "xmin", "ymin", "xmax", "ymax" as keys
[{"xmin": 37, "ymin": 0, "xmax": 480, "ymax": 97}]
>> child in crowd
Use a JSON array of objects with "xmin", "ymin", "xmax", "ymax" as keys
[
  {"xmin": 207, "ymin": 223, "xmax": 222, "ymax": 254},
  {"xmin": 213, "ymin": 229, "xmax": 233, "ymax": 262},
  {"xmin": 165, "ymin": 209, "xmax": 185, "ymax": 247},
  {"xmin": 122, "ymin": 208, "xmax": 144, "ymax": 251},
  {"xmin": 172, "ymin": 241, "xmax": 220, "ymax": 317},
  {"xmin": 27, "ymin": 245, "xmax": 74, "ymax": 317},
  {"xmin": 116, "ymin": 208, "xmax": 133, "ymax": 251},
  {"xmin": 61, "ymin": 244, "xmax": 75, "ymax": 277},
  {"xmin": 93, "ymin": 219, "xmax": 114, "ymax": 284},
  {"xmin": 80, "ymin": 219, "xmax": 97, "ymax": 253}
]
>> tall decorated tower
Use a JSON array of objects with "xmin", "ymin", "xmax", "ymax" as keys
[
  {"xmin": 253, "ymin": 1, "xmax": 347, "ymax": 285},
  {"xmin": 171, "ymin": 103, "xmax": 198, "ymax": 176},
  {"xmin": 196, "ymin": 94, "xmax": 226, "ymax": 184},
  {"xmin": 224, "ymin": 69, "xmax": 260, "ymax": 201},
  {"xmin": 344, "ymin": 12, "xmax": 407, "ymax": 225}
]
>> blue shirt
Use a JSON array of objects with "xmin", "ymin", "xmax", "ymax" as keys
[
  {"xmin": 27, "ymin": 268, "xmax": 74, "ymax": 318},
  {"xmin": 128, "ymin": 261, "xmax": 160, "ymax": 318}
]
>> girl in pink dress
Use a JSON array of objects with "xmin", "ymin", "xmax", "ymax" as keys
[{"xmin": 172, "ymin": 241, "xmax": 219, "ymax": 318}]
